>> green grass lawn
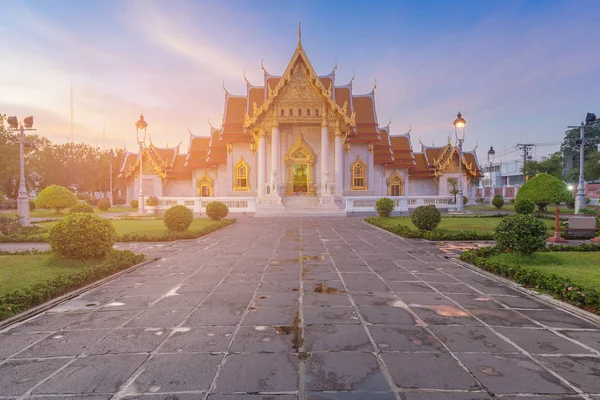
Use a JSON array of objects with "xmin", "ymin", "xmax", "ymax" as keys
[
  {"xmin": 39, "ymin": 218, "xmax": 220, "ymax": 239},
  {"xmin": 465, "ymin": 204, "xmax": 516, "ymax": 212},
  {"xmin": 0, "ymin": 254, "xmax": 100, "ymax": 296},
  {"xmin": 378, "ymin": 216, "xmax": 554, "ymax": 235},
  {"xmin": 2, "ymin": 206, "xmax": 137, "ymax": 219},
  {"xmin": 491, "ymin": 252, "xmax": 600, "ymax": 289}
]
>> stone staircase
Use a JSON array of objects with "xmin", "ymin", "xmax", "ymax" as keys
[{"xmin": 255, "ymin": 195, "xmax": 346, "ymax": 217}]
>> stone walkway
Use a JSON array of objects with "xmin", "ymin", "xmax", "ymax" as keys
[{"xmin": 1, "ymin": 218, "xmax": 599, "ymax": 400}]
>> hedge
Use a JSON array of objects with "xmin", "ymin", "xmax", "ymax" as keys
[
  {"xmin": 459, "ymin": 246, "xmax": 600, "ymax": 313},
  {"xmin": 0, "ymin": 250, "xmax": 144, "ymax": 321},
  {"xmin": 366, "ymin": 217, "xmax": 494, "ymax": 241},
  {"xmin": 118, "ymin": 219, "xmax": 235, "ymax": 242}
]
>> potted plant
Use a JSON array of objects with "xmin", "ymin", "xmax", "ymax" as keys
[{"xmin": 145, "ymin": 195, "xmax": 159, "ymax": 214}]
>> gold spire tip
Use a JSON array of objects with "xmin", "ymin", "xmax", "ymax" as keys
[{"xmin": 298, "ymin": 21, "xmax": 302, "ymax": 48}]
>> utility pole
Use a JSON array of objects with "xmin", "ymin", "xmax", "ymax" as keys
[
  {"xmin": 516, "ymin": 143, "xmax": 534, "ymax": 182},
  {"xmin": 568, "ymin": 113, "xmax": 597, "ymax": 214}
]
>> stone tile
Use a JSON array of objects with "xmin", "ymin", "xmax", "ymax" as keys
[
  {"xmin": 428, "ymin": 282, "xmax": 480, "ymax": 294},
  {"xmin": 178, "ymin": 282, "xmax": 218, "ymax": 293},
  {"xmin": 0, "ymin": 332, "xmax": 49, "ymax": 358},
  {"xmin": 125, "ymin": 394, "xmax": 202, "ymax": 400},
  {"xmin": 125, "ymin": 308, "xmax": 193, "ymax": 328},
  {"xmin": 303, "ymin": 325, "xmax": 372, "ymax": 352},
  {"xmin": 133, "ymin": 353, "xmax": 221, "ymax": 393},
  {"xmin": 14, "ymin": 329, "xmax": 109, "ymax": 358},
  {"xmin": 187, "ymin": 305, "xmax": 247, "ymax": 326},
  {"xmin": 304, "ymin": 306, "xmax": 361, "ymax": 325},
  {"xmin": 61, "ymin": 310, "xmax": 140, "ymax": 330},
  {"xmin": 202, "ymin": 292, "xmax": 254, "ymax": 307},
  {"xmin": 102, "ymin": 295, "xmax": 155, "ymax": 310},
  {"xmin": 303, "ymin": 292, "xmax": 352, "ymax": 306},
  {"xmin": 242, "ymin": 306, "xmax": 298, "ymax": 326},
  {"xmin": 537, "ymin": 355, "xmax": 600, "ymax": 393},
  {"xmin": 215, "ymin": 353, "xmax": 299, "ymax": 393},
  {"xmin": 209, "ymin": 396, "xmax": 297, "ymax": 400},
  {"xmin": 560, "ymin": 330, "xmax": 600, "ymax": 350},
  {"xmin": 351, "ymin": 292, "xmax": 405, "ymax": 307},
  {"xmin": 28, "ymin": 395, "xmax": 112, "ymax": 400},
  {"xmin": 252, "ymin": 292, "xmax": 299, "ymax": 307},
  {"xmin": 305, "ymin": 280, "xmax": 345, "ymax": 293},
  {"xmin": 377, "ymin": 270, "xmax": 419, "ymax": 281},
  {"xmin": 410, "ymin": 305, "xmax": 480, "ymax": 326},
  {"xmin": 467, "ymin": 308, "xmax": 539, "ymax": 327},
  {"xmin": 149, "ymin": 293, "xmax": 207, "ymax": 309},
  {"xmin": 492, "ymin": 295, "xmax": 552, "ymax": 309},
  {"xmin": 382, "ymin": 352, "xmax": 479, "ymax": 390},
  {"xmin": 403, "ymin": 392, "xmax": 492, "ymax": 400},
  {"xmin": 7, "ymin": 313, "xmax": 85, "ymax": 333},
  {"xmin": 430, "ymin": 326, "xmax": 518, "ymax": 353},
  {"xmin": 213, "ymin": 281, "xmax": 260, "ymax": 293},
  {"xmin": 343, "ymin": 275, "xmax": 390, "ymax": 292},
  {"xmin": 414, "ymin": 273, "xmax": 459, "ymax": 283},
  {"xmin": 34, "ymin": 354, "xmax": 147, "ymax": 395},
  {"xmin": 0, "ymin": 358, "xmax": 70, "ymax": 396},
  {"xmin": 307, "ymin": 393, "xmax": 396, "ymax": 400},
  {"xmin": 399, "ymin": 292, "xmax": 455, "ymax": 307},
  {"xmin": 159, "ymin": 326, "xmax": 234, "ymax": 353},
  {"xmin": 88, "ymin": 327, "xmax": 168, "ymax": 354},
  {"xmin": 388, "ymin": 281, "xmax": 435, "ymax": 293},
  {"xmin": 369, "ymin": 325, "xmax": 446, "ymax": 352},
  {"xmin": 230, "ymin": 326, "xmax": 296, "ymax": 353},
  {"xmin": 446, "ymin": 293, "xmax": 504, "ymax": 309},
  {"xmin": 496, "ymin": 328, "xmax": 593, "ymax": 355},
  {"xmin": 257, "ymin": 281, "xmax": 301, "ymax": 293},
  {"xmin": 358, "ymin": 306, "xmax": 416, "ymax": 325},
  {"xmin": 519, "ymin": 310, "xmax": 599, "ymax": 329},
  {"xmin": 305, "ymin": 352, "xmax": 391, "ymax": 391},
  {"xmin": 457, "ymin": 353, "xmax": 575, "ymax": 394}
]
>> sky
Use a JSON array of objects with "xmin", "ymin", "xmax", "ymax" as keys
[{"xmin": 1, "ymin": 0, "xmax": 599, "ymax": 164}]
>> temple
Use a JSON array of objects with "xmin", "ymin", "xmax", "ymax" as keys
[{"xmin": 119, "ymin": 28, "xmax": 483, "ymax": 214}]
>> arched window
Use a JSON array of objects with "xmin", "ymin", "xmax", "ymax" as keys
[
  {"xmin": 197, "ymin": 171, "xmax": 214, "ymax": 197},
  {"xmin": 234, "ymin": 157, "xmax": 250, "ymax": 191},
  {"xmin": 307, "ymin": 108, "xmax": 311, "ymax": 116},
  {"xmin": 298, "ymin": 108, "xmax": 302, "ymax": 116},
  {"xmin": 350, "ymin": 157, "xmax": 367, "ymax": 190},
  {"xmin": 289, "ymin": 108, "xmax": 293, "ymax": 116},
  {"xmin": 315, "ymin": 108, "xmax": 319, "ymax": 117},
  {"xmin": 280, "ymin": 108, "xmax": 284, "ymax": 117},
  {"xmin": 387, "ymin": 172, "xmax": 404, "ymax": 196}
]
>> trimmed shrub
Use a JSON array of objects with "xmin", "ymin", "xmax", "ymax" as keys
[
  {"xmin": 411, "ymin": 205, "xmax": 441, "ymax": 231},
  {"xmin": 0, "ymin": 216, "xmax": 20, "ymax": 235},
  {"xmin": 206, "ymin": 201, "xmax": 229, "ymax": 221},
  {"xmin": 35, "ymin": 185, "xmax": 77, "ymax": 213},
  {"xmin": 375, "ymin": 198, "xmax": 394, "ymax": 217},
  {"xmin": 515, "ymin": 173, "xmax": 570, "ymax": 212},
  {"xmin": 130, "ymin": 199, "xmax": 139, "ymax": 208},
  {"xmin": 492, "ymin": 194, "xmax": 504, "ymax": 209},
  {"xmin": 29, "ymin": 199, "xmax": 36, "ymax": 211},
  {"xmin": 69, "ymin": 202, "xmax": 94, "ymax": 214},
  {"xmin": 579, "ymin": 208, "xmax": 598, "ymax": 215},
  {"xmin": 97, "ymin": 198, "xmax": 110, "ymax": 211},
  {"xmin": 514, "ymin": 199, "xmax": 535, "ymax": 214},
  {"xmin": 146, "ymin": 195, "xmax": 158, "ymax": 206},
  {"xmin": 163, "ymin": 205, "xmax": 194, "ymax": 231},
  {"xmin": 49, "ymin": 213, "xmax": 116, "ymax": 260},
  {"xmin": 587, "ymin": 197, "xmax": 591, "ymax": 205},
  {"xmin": 566, "ymin": 195, "xmax": 575, "ymax": 209},
  {"xmin": 493, "ymin": 214, "xmax": 547, "ymax": 256}
]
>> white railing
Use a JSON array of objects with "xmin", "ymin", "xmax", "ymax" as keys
[
  {"xmin": 156, "ymin": 197, "xmax": 256, "ymax": 213},
  {"xmin": 345, "ymin": 196, "xmax": 456, "ymax": 213}
]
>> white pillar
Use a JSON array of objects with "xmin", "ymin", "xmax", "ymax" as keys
[
  {"xmin": 367, "ymin": 143, "xmax": 374, "ymax": 192},
  {"xmin": 226, "ymin": 144, "xmax": 233, "ymax": 192},
  {"xmin": 320, "ymin": 120, "xmax": 329, "ymax": 195},
  {"xmin": 334, "ymin": 123, "xmax": 343, "ymax": 198},
  {"xmin": 270, "ymin": 122, "xmax": 280, "ymax": 195},
  {"xmin": 258, "ymin": 128, "xmax": 266, "ymax": 199}
]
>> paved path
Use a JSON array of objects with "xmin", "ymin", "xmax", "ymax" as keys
[{"xmin": 1, "ymin": 218, "xmax": 599, "ymax": 400}]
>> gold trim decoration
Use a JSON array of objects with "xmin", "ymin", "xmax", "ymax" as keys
[
  {"xmin": 227, "ymin": 143, "xmax": 233, "ymax": 154},
  {"xmin": 197, "ymin": 171, "xmax": 214, "ymax": 197},
  {"xmin": 233, "ymin": 156, "xmax": 251, "ymax": 191},
  {"xmin": 368, "ymin": 143, "xmax": 374, "ymax": 154},
  {"xmin": 284, "ymin": 135, "xmax": 316, "ymax": 196},
  {"xmin": 387, "ymin": 171, "xmax": 404, "ymax": 196},
  {"xmin": 350, "ymin": 156, "xmax": 367, "ymax": 191}
]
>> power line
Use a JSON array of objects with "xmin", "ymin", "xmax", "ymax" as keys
[{"xmin": 516, "ymin": 143, "xmax": 535, "ymax": 180}]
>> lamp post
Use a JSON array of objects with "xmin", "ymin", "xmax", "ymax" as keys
[
  {"xmin": 487, "ymin": 146, "xmax": 495, "ymax": 204},
  {"xmin": 569, "ymin": 113, "xmax": 596, "ymax": 214},
  {"xmin": 135, "ymin": 114, "xmax": 147, "ymax": 214},
  {"xmin": 453, "ymin": 112, "xmax": 467, "ymax": 212},
  {"xmin": 7, "ymin": 116, "xmax": 35, "ymax": 226},
  {"xmin": 108, "ymin": 149, "xmax": 115, "ymax": 207}
]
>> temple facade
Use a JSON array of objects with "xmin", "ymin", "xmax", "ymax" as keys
[{"xmin": 119, "ymin": 32, "xmax": 483, "ymax": 211}]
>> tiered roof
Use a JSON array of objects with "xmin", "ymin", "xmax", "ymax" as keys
[{"xmin": 119, "ymin": 143, "xmax": 191, "ymax": 181}]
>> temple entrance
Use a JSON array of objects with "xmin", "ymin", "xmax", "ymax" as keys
[
  {"xmin": 285, "ymin": 135, "xmax": 316, "ymax": 196},
  {"xmin": 293, "ymin": 164, "xmax": 308, "ymax": 194}
]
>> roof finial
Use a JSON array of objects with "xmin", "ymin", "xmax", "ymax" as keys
[
  {"xmin": 350, "ymin": 70, "xmax": 355, "ymax": 85},
  {"xmin": 474, "ymin": 141, "xmax": 479, "ymax": 151},
  {"xmin": 222, "ymin": 80, "xmax": 228, "ymax": 94},
  {"xmin": 407, "ymin": 125, "xmax": 412, "ymax": 135},
  {"xmin": 418, "ymin": 135, "xmax": 424, "ymax": 152},
  {"xmin": 298, "ymin": 21, "xmax": 302, "ymax": 48},
  {"xmin": 333, "ymin": 57, "xmax": 338, "ymax": 75},
  {"xmin": 243, "ymin": 70, "xmax": 249, "ymax": 85},
  {"xmin": 372, "ymin": 79, "xmax": 377, "ymax": 92}
]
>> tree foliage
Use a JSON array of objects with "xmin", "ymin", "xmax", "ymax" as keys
[
  {"xmin": 522, "ymin": 151, "xmax": 564, "ymax": 180},
  {"xmin": 35, "ymin": 185, "xmax": 77, "ymax": 212},
  {"xmin": 515, "ymin": 173, "xmax": 570, "ymax": 212}
]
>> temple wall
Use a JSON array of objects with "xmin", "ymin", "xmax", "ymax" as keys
[
  {"xmin": 409, "ymin": 179, "xmax": 437, "ymax": 196},
  {"xmin": 132, "ymin": 175, "xmax": 163, "ymax": 198},
  {"xmin": 163, "ymin": 180, "xmax": 193, "ymax": 197}
]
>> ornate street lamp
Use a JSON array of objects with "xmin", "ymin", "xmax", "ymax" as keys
[
  {"xmin": 7, "ymin": 116, "xmax": 36, "ymax": 226},
  {"xmin": 569, "ymin": 112, "xmax": 597, "ymax": 214},
  {"xmin": 453, "ymin": 112, "xmax": 467, "ymax": 212},
  {"xmin": 108, "ymin": 149, "xmax": 115, "ymax": 207},
  {"xmin": 135, "ymin": 114, "xmax": 148, "ymax": 214},
  {"xmin": 487, "ymin": 146, "xmax": 496, "ymax": 204}
]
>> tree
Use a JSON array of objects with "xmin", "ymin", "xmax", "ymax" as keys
[
  {"xmin": 515, "ymin": 173, "xmax": 571, "ymax": 212},
  {"xmin": 447, "ymin": 178, "xmax": 459, "ymax": 203},
  {"xmin": 522, "ymin": 151, "xmax": 564, "ymax": 180},
  {"xmin": 35, "ymin": 185, "xmax": 78, "ymax": 213}
]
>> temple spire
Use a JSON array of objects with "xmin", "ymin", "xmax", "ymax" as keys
[{"xmin": 298, "ymin": 21, "xmax": 302, "ymax": 48}]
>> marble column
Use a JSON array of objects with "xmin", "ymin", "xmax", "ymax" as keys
[
  {"xmin": 226, "ymin": 144, "xmax": 233, "ymax": 192},
  {"xmin": 368, "ymin": 143, "xmax": 374, "ymax": 192},
  {"xmin": 334, "ymin": 122, "xmax": 343, "ymax": 198},
  {"xmin": 320, "ymin": 118, "xmax": 329, "ymax": 195},
  {"xmin": 257, "ymin": 128, "xmax": 266, "ymax": 200},
  {"xmin": 270, "ymin": 120, "xmax": 280, "ymax": 195}
]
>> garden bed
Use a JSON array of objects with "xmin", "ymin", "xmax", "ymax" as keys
[
  {"xmin": 0, "ymin": 250, "xmax": 145, "ymax": 320},
  {"xmin": 459, "ymin": 244, "xmax": 600, "ymax": 314}
]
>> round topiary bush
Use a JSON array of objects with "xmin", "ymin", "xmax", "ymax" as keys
[
  {"xmin": 463, "ymin": 196, "xmax": 469, "ymax": 205},
  {"xmin": 375, "ymin": 198, "xmax": 394, "ymax": 217},
  {"xmin": 97, "ymin": 198, "xmax": 110, "ymax": 211},
  {"xmin": 493, "ymin": 214, "xmax": 547, "ymax": 256},
  {"xmin": 514, "ymin": 199, "xmax": 535, "ymax": 214},
  {"xmin": 146, "ymin": 195, "xmax": 159, "ymax": 206},
  {"xmin": 35, "ymin": 185, "xmax": 77, "ymax": 213},
  {"xmin": 163, "ymin": 205, "xmax": 194, "ymax": 231},
  {"xmin": 492, "ymin": 194, "xmax": 505, "ymax": 209},
  {"xmin": 130, "ymin": 199, "xmax": 139, "ymax": 208},
  {"xmin": 411, "ymin": 205, "xmax": 441, "ymax": 231},
  {"xmin": 206, "ymin": 201, "xmax": 229, "ymax": 221},
  {"xmin": 566, "ymin": 195, "xmax": 575, "ymax": 209},
  {"xmin": 49, "ymin": 213, "xmax": 116, "ymax": 260},
  {"xmin": 515, "ymin": 173, "xmax": 570, "ymax": 212},
  {"xmin": 70, "ymin": 202, "xmax": 94, "ymax": 214}
]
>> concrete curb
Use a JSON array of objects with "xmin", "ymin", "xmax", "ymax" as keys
[
  {"xmin": 0, "ymin": 257, "xmax": 160, "ymax": 332},
  {"xmin": 362, "ymin": 219, "xmax": 600, "ymax": 326}
]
